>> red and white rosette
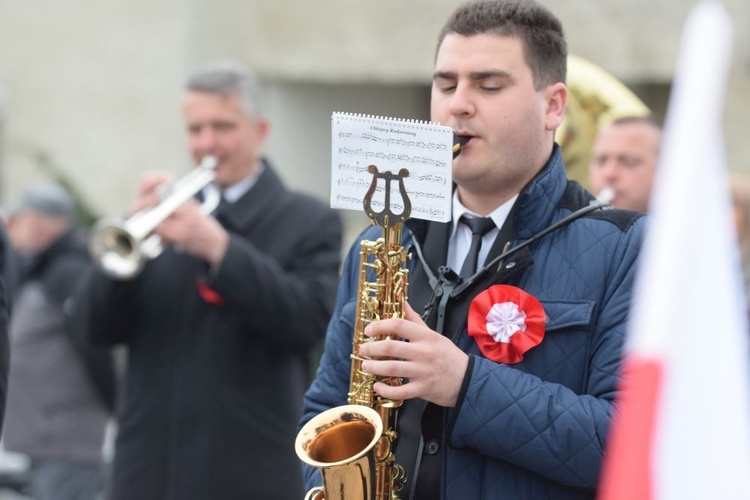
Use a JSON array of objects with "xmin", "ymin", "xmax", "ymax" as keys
[{"xmin": 467, "ymin": 285, "xmax": 545, "ymax": 364}]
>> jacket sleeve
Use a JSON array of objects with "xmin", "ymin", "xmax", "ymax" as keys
[
  {"xmin": 204, "ymin": 200, "xmax": 343, "ymax": 354},
  {"xmin": 76, "ymin": 263, "xmax": 143, "ymax": 347},
  {"xmin": 445, "ymin": 217, "xmax": 644, "ymax": 489}
]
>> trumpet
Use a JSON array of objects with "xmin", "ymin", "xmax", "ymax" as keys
[{"xmin": 89, "ymin": 155, "xmax": 220, "ymax": 280}]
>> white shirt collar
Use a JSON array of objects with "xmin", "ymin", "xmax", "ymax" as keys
[
  {"xmin": 203, "ymin": 161, "xmax": 265, "ymax": 205},
  {"xmin": 449, "ymin": 190, "xmax": 519, "ymax": 238},
  {"xmin": 447, "ymin": 190, "xmax": 519, "ymax": 273}
]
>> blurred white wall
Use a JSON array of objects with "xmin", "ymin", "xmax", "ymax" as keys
[
  {"xmin": 0, "ymin": 0, "xmax": 747, "ymax": 235},
  {"xmin": 0, "ymin": 0, "xmax": 190, "ymax": 215}
]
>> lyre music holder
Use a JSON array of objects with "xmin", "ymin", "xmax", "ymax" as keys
[{"xmin": 362, "ymin": 165, "xmax": 412, "ymax": 227}]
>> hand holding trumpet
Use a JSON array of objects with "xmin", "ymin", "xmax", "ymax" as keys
[
  {"xmin": 152, "ymin": 196, "xmax": 229, "ymax": 267},
  {"xmin": 89, "ymin": 155, "xmax": 227, "ymax": 279},
  {"xmin": 129, "ymin": 172, "xmax": 174, "ymax": 216},
  {"xmin": 131, "ymin": 170, "xmax": 229, "ymax": 265}
]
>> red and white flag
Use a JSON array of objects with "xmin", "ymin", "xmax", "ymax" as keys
[{"xmin": 598, "ymin": 2, "xmax": 750, "ymax": 499}]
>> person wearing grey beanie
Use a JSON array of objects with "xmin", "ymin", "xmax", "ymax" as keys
[{"xmin": 3, "ymin": 182, "xmax": 115, "ymax": 500}]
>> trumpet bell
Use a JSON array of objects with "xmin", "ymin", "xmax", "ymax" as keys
[
  {"xmin": 89, "ymin": 217, "xmax": 149, "ymax": 279},
  {"xmin": 88, "ymin": 155, "xmax": 219, "ymax": 280}
]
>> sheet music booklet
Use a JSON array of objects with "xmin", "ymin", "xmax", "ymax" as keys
[{"xmin": 330, "ymin": 112, "xmax": 453, "ymax": 223}]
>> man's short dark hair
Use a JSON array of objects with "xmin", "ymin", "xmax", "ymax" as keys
[{"xmin": 437, "ymin": 0, "xmax": 567, "ymax": 90}]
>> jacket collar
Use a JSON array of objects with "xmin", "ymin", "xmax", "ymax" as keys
[
  {"xmin": 405, "ymin": 144, "xmax": 567, "ymax": 305},
  {"xmin": 407, "ymin": 143, "xmax": 567, "ymax": 245},
  {"xmin": 217, "ymin": 158, "xmax": 284, "ymax": 230},
  {"xmin": 512, "ymin": 144, "xmax": 567, "ymax": 239}
]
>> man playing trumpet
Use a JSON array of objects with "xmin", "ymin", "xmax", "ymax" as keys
[
  {"xmin": 79, "ymin": 61, "xmax": 343, "ymax": 500},
  {"xmin": 588, "ymin": 115, "xmax": 662, "ymax": 213}
]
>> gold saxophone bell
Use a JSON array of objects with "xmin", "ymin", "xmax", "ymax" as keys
[
  {"xmin": 297, "ymin": 165, "xmax": 411, "ymax": 500},
  {"xmin": 295, "ymin": 405, "xmax": 383, "ymax": 500},
  {"xmin": 89, "ymin": 155, "xmax": 220, "ymax": 280}
]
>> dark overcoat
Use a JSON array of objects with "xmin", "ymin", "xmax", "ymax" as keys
[{"xmin": 83, "ymin": 161, "xmax": 343, "ymax": 500}]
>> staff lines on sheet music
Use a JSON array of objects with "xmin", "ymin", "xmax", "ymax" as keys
[
  {"xmin": 360, "ymin": 200, "xmax": 406, "ymax": 213},
  {"xmin": 335, "ymin": 179, "xmax": 445, "ymax": 203},
  {"xmin": 336, "ymin": 163, "xmax": 370, "ymax": 174},
  {"xmin": 416, "ymin": 173, "xmax": 448, "ymax": 185},
  {"xmin": 335, "ymin": 194, "xmax": 365, "ymax": 205},
  {"xmin": 337, "ymin": 148, "xmax": 449, "ymax": 169},
  {"xmin": 331, "ymin": 112, "xmax": 452, "ymax": 223},
  {"xmin": 407, "ymin": 190, "xmax": 445, "ymax": 200},
  {"xmin": 337, "ymin": 176, "xmax": 382, "ymax": 189},
  {"xmin": 334, "ymin": 194, "xmax": 411, "ymax": 210},
  {"xmin": 412, "ymin": 206, "xmax": 446, "ymax": 219},
  {"xmin": 359, "ymin": 201, "xmax": 445, "ymax": 220},
  {"xmin": 337, "ymin": 131, "xmax": 450, "ymax": 152},
  {"xmin": 337, "ymin": 164, "xmax": 448, "ymax": 186}
]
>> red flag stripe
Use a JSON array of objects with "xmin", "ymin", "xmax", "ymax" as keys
[{"xmin": 599, "ymin": 357, "xmax": 663, "ymax": 500}]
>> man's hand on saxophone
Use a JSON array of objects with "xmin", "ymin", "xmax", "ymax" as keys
[{"xmin": 358, "ymin": 301, "xmax": 470, "ymax": 408}]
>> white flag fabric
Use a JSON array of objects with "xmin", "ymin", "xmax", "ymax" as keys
[{"xmin": 599, "ymin": 2, "xmax": 750, "ymax": 499}]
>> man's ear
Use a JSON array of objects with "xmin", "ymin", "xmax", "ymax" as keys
[
  {"xmin": 544, "ymin": 82, "xmax": 568, "ymax": 131},
  {"xmin": 254, "ymin": 116, "xmax": 271, "ymax": 146}
]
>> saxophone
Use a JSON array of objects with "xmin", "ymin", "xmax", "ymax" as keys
[{"xmin": 296, "ymin": 165, "xmax": 411, "ymax": 500}]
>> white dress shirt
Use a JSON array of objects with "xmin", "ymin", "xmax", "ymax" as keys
[
  {"xmin": 446, "ymin": 191, "xmax": 518, "ymax": 273},
  {"xmin": 202, "ymin": 161, "xmax": 265, "ymax": 207}
]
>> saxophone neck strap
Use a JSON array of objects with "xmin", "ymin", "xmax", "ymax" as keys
[{"xmin": 415, "ymin": 198, "xmax": 611, "ymax": 327}]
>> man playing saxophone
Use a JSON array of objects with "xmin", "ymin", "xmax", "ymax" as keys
[
  {"xmin": 78, "ymin": 61, "xmax": 343, "ymax": 500},
  {"xmin": 300, "ymin": 1, "xmax": 645, "ymax": 498}
]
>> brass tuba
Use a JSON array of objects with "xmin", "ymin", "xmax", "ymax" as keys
[
  {"xmin": 559, "ymin": 54, "xmax": 651, "ymax": 185},
  {"xmin": 296, "ymin": 165, "xmax": 411, "ymax": 500}
]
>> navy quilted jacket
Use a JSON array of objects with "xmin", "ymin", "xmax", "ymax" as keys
[{"xmin": 300, "ymin": 146, "xmax": 645, "ymax": 499}]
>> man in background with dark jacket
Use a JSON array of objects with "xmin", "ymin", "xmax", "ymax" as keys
[
  {"xmin": 80, "ymin": 61, "xmax": 343, "ymax": 500},
  {"xmin": 3, "ymin": 182, "xmax": 115, "ymax": 500}
]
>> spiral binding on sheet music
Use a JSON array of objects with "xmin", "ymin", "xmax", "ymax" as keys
[
  {"xmin": 331, "ymin": 111, "xmax": 451, "ymax": 133},
  {"xmin": 330, "ymin": 111, "xmax": 453, "ymax": 223}
]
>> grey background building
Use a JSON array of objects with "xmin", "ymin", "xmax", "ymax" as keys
[{"xmin": 0, "ymin": 0, "xmax": 747, "ymax": 240}]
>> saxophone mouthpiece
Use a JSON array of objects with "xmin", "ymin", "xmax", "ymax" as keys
[{"xmin": 453, "ymin": 134, "xmax": 469, "ymax": 159}]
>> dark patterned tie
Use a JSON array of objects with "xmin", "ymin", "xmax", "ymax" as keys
[
  {"xmin": 212, "ymin": 195, "xmax": 230, "ymax": 222},
  {"xmin": 459, "ymin": 215, "xmax": 496, "ymax": 278}
]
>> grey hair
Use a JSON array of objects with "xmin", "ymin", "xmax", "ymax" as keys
[{"xmin": 185, "ymin": 60, "xmax": 263, "ymax": 117}]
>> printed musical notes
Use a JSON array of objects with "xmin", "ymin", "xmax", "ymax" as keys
[{"xmin": 330, "ymin": 113, "xmax": 453, "ymax": 223}]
